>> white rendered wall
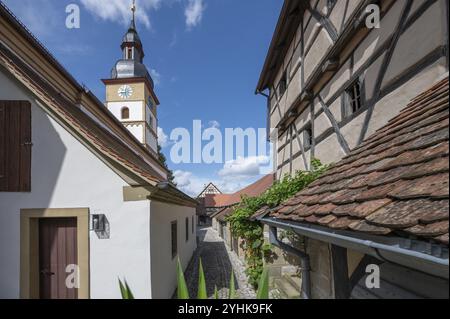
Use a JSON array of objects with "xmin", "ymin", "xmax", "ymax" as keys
[
  {"xmin": 0, "ymin": 70, "xmax": 152, "ymax": 299},
  {"xmin": 124, "ymin": 123, "xmax": 144, "ymax": 144},
  {"xmin": 107, "ymin": 101, "xmax": 144, "ymax": 122},
  {"xmin": 150, "ymin": 201, "xmax": 197, "ymax": 299}
]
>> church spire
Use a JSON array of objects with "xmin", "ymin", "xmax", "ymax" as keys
[{"xmin": 130, "ymin": 0, "xmax": 136, "ymax": 30}]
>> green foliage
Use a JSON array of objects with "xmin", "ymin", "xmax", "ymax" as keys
[
  {"xmin": 197, "ymin": 259, "xmax": 208, "ymax": 299},
  {"xmin": 229, "ymin": 271, "xmax": 236, "ymax": 299},
  {"xmin": 214, "ymin": 286, "xmax": 219, "ymax": 299},
  {"xmin": 226, "ymin": 159, "xmax": 329, "ymax": 288},
  {"xmin": 158, "ymin": 145, "xmax": 176, "ymax": 185},
  {"xmin": 119, "ymin": 278, "xmax": 134, "ymax": 299},
  {"xmin": 256, "ymin": 268, "xmax": 269, "ymax": 299},
  {"xmin": 176, "ymin": 258, "xmax": 190, "ymax": 299}
]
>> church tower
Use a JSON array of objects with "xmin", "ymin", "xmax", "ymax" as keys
[{"xmin": 102, "ymin": 0, "xmax": 159, "ymax": 155}]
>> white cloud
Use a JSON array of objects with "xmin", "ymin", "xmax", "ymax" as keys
[
  {"xmin": 3, "ymin": 0, "xmax": 59, "ymax": 37},
  {"xmin": 173, "ymin": 170, "xmax": 257, "ymax": 197},
  {"xmin": 157, "ymin": 127, "xmax": 169, "ymax": 148},
  {"xmin": 218, "ymin": 156, "xmax": 270, "ymax": 179},
  {"xmin": 185, "ymin": 0, "xmax": 205, "ymax": 29},
  {"xmin": 150, "ymin": 69, "xmax": 162, "ymax": 86},
  {"xmin": 80, "ymin": 0, "xmax": 162, "ymax": 29}
]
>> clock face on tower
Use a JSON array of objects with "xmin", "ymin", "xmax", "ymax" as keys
[{"xmin": 118, "ymin": 85, "xmax": 133, "ymax": 99}]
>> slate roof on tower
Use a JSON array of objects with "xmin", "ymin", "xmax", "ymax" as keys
[{"xmin": 110, "ymin": 1, "xmax": 154, "ymax": 88}]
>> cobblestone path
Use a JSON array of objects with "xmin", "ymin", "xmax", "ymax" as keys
[{"xmin": 184, "ymin": 226, "xmax": 256, "ymax": 299}]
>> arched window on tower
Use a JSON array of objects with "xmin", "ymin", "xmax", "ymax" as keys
[
  {"xmin": 127, "ymin": 47, "xmax": 133, "ymax": 59},
  {"xmin": 121, "ymin": 107, "xmax": 130, "ymax": 119}
]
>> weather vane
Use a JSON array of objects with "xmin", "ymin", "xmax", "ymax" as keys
[{"xmin": 131, "ymin": 0, "xmax": 136, "ymax": 28}]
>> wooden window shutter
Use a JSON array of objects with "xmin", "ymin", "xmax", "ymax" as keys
[{"xmin": 0, "ymin": 101, "xmax": 32, "ymax": 192}]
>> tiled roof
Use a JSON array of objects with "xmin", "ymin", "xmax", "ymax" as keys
[
  {"xmin": 0, "ymin": 5, "xmax": 169, "ymax": 185},
  {"xmin": 0, "ymin": 44, "xmax": 164, "ymax": 184},
  {"xmin": 205, "ymin": 174, "xmax": 274, "ymax": 208},
  {"xmin": 270, "ymin": 77, "xmax": 449, "ymax": 246},
  {"xmin": 216, "ymin": 207, "xmax": 236, "ymax": 222}
]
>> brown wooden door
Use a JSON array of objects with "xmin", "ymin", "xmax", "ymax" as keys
[{"xmin": 39, "ymin": 218, "xmax": 78, "ymax": 299}]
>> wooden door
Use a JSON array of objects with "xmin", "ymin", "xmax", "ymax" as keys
[{"xmin": 39, "ymin": 218, "xmax": 78, "ymax": 299}]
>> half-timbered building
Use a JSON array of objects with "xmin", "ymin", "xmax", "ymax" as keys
[{"xmin": 256, "ymin": 0, "xmax": 449, "ymax": 299}]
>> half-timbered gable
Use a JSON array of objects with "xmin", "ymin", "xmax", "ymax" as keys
[{"xmin": 257, "ymin": 0, "xmax": 449, "ymax": 179}]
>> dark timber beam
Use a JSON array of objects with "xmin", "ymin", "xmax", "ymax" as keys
[{"xmin": 331, "ymin": 245, "xmax": 351, "ymax": 299}]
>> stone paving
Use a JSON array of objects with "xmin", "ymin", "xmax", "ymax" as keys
[{"xmin": 184, "ymin": 226, "xmax": 256, "ymax": 299}]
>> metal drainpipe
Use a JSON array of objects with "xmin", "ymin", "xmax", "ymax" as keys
[
  {"xmin": 264, "ymin": 217, "xmax": 449, "ymax": 279},
  {"xmin": 269, "ymin": 226, "xmax": 312, "ymax": 299}
]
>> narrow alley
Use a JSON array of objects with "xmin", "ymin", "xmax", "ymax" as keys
[{"xmin": 183, "ymin": 226, "xmax": 256, "ymax": 299}]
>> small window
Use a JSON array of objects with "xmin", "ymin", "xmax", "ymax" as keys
[
  {"xmin": 345, "ymin": 81, "xmax": 363, "ymax": 117},
  {"xmin": 185, "ymin": 218, "xmax": 189, "ymax": 242},
  {"xmin": 148, "ymin": 114, "xmax": 153, "ymax": 128},
  {"xmin": 327, "ymin": 0, "xmax": 337, "ymax": 11},
  {"xmin": 121, "ymin": 107, "xmax": 130, "ymax": 119},
  {"xmin": 304, "ymin": 124, "xmax": 313, "ymax": 149},
  {"xmin": 147, "ymin": 97, "xmax": 154, "ymax": 111},
  {"xmin": 278, "ymin": 71, "xmax": 288, "ymax": 97},
  {"xmin": 171, "ymin": 221, "xmax": 177, "ymax": 258},
  {"xmin": 127, "ymin": 47, "xmax": 133, "ymax": 60}
]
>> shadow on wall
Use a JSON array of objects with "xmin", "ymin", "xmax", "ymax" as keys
[{"xmin": 0, "ymin": 70, "xmax": 67, "ymax": 297}]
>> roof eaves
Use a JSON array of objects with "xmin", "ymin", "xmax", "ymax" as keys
[
  {"xmin": 261, "ymin": 216, "xmax": 449, "ymax": 279},
  {"xmin": 256, "ymin": 0, "xmax": 305, "ymax": 93},
  {"xmin": 0, "ymin": 2, "xmax": 167, "ymax": 173}
]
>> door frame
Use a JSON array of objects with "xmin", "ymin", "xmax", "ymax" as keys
[{"xmin": 20, "ymin": 208, "xmax": 90, "ymax": 299}]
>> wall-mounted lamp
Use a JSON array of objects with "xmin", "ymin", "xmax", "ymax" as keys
[{"xmin": 92, "ymin": 214, "xmax": 106, "ymax": 232}]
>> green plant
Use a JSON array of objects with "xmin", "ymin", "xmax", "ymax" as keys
[
  {"xmin": 175, "ymin": 261, "xmax": 270, "ymax": 299},
  {"xmin": 120, "ymin": 263, "xmax": 272, "ymax": 299},
  {"xmin": 226, "ymin": 159, "xmax": 329, "ymax": 288},
  {"xmin": 177, "ymin": 258, "xmax": 190, "ymax": 299},
  {"xmin": 256, "ymin": 268, "xmax": 269, "ymax": 299},
  {"xmin": 229, "ymin": 271, "xmax": 236, "ymax": 299},
  {"xmin": 118, "ymin": 278, "xmax": 134, "ymax": 299},
  {"xmin": 197, "ymin": 259, "xmax": 207, "ymax": 299}
]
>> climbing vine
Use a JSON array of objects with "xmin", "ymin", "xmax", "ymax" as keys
[{"xmin": 226, "ymin": 159, "xmax": 330, "ymax": 288}]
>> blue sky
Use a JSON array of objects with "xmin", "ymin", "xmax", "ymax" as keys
[{"xmin": 3, "ymin": 0, "xmax": 282, "ymax": 196}]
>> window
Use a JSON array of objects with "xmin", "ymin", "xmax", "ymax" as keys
[
  {"xmin": 127, "ymin": 47, "xmax": 133, "ymax": 60},
  {"xmin": 327, "ymin": 0, "xmax": 337, "ymax": 11},
  {"xmin": 345, "ymin": 81, "xmax": 363, "ymax": 117},
  {"xmin": 278, "ymin": 71, "xmax": 288, "ymax": 97},
  {"xmin": 121, "ymin": 107, "xmax": 130, "ymax": 119},
  {"xmin": 148, "ymin": 114, "xmax": 153, "ymax": 128},
  {"xmin": 0, "ymin": 101, "xmax": 31, "ymax": 192},
  {"xmin": 304, "ymin": 124, "xmax": 313, "ymax": 149},
  {"xmin": 147, "ymin": 97, "xmax": 154, "ymax": 111},
  {"xmin": 171, "ymin": 221, "xmax": 177, "ymax": 258},
  {"xmin": 185, "ymin": 218, "xmax": 189, "ymax": 242}
]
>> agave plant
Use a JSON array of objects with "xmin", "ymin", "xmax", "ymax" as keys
[
  {"xmin": 176, "ymin": 257, "xmax": 269, "ymax": 299},
  {"xmin": 118, "ymin": 278, "xmax": 134, "ymax": 299},
  {"xmin": 256, "ymin": 268, "xmax": 269, "ymax": 299},
  {"xmin": 119, "ymin": 257, "xmax": 270, "ymax": 300}
]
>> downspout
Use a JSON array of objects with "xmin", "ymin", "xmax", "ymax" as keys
[
  {"xmin": 269, "ymin": 226, "xmax": 312, "ymax": 299},
  {"xmin": 264, "ymin": 217, "xmax": 449, "ymax": 279}
]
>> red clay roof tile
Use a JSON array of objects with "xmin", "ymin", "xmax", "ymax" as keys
[{"xmin": 268, "ymin": 77, "xmax": 449, "ymax": 245}]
